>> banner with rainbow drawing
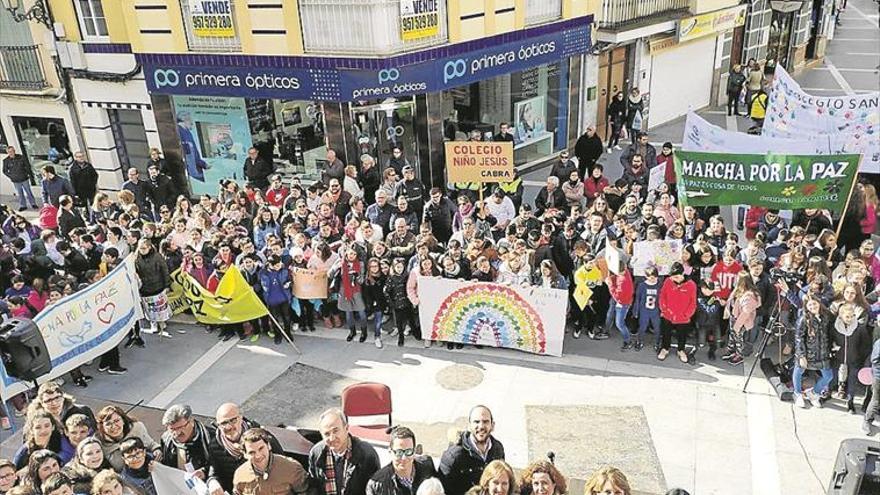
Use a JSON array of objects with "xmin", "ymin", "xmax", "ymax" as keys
[{"xmin": 417, "ymin": 277, "xmax": 566, "ymax": 356}]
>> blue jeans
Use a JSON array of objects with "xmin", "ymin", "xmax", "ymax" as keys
[
  {"xmin": 637, "ymin": 311, "xmax": 660, "ymax": 339},
  {"xmin": 345, "ymin": 310, "xmax": 366, "ymax": 328},
  {"xmin": 371, "ymin": 310, "xmax": 383, "ymax": 337},
  {"xmin": 793, "ymin": 365, "xmax": 833, "ymax": 395},
  {"xmin": 606, "ymin": 301, "xmax": 631, "ymax": 342},
  {"xmin": 13, "ymin": 180, "xmax": 37, "ymax": 208}
]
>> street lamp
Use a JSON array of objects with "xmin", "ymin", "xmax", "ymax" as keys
[{"xmin": 2, "ymin": 0, "xmax": 53, "ymax": 30}]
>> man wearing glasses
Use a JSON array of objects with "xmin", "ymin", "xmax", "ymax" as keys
[
  {"xmin": 366, "ymin": 426, "xmax": 436, "ymax": 495},
  {"xmin": 207, "ymin": 403, "xmax": 283, "ymax": 495},
  {"xmin": 159, "ymin": 404, "xmax": 214, "ymax": 482}
]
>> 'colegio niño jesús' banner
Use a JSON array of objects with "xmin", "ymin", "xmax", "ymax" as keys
[{"xmin": 674, "ymin": 150, "xmax": 860, "ymax": 212}]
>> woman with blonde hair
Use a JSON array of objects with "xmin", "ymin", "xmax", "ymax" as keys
[
  {"xmin": 90, "ymin": 469, "xmax": 138, "ymax": 495},
  {"xmin": 520, "ymin": 460, "xmax": 567, "ymax": 495},
  {"xmin": 466, "ymin": 460, "xmax": 517, "ymax": 495},
  {"xmin": 583, "ymin": 466, "xmax": 631, "ymax": 495}
]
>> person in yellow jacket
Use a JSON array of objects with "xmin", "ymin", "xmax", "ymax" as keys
[{"xmin": 749, "ymin": 88, "xmax": 768, "ymax": 128}]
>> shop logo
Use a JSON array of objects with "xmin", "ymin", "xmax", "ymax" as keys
[
  {"xmin": 378, "ymin": 69, "xmax": 400, "ymax": 84},
  {"xmin": 443, "ymin": 59, "xmax": 467, "ymax": 83},
  {"xmin": 385, "ymin": 125, "xmax": 405, "ymax": 139},
  {"xmin": 153, "ymin": 69, "xmax": 180, "ymax": 88}
]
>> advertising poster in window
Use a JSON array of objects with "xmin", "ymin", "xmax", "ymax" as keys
[
  {"xmin": 172, "ymin": 95, "xmax": 252, "ymax": 195},
  {"xmin": 190, "ymin": 0, "xmax": 235, "ymax": 37},
  {"xmin": 399, "ymin": 0, "xmax": 440, "ymax": 40}
]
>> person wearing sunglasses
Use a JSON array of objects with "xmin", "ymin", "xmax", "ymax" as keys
[
  {"xmin": 206, "ymin": 403, "xmax": 283, "ymax": 495},
  {"xmin": 366, "ymin": 426, "xmax": 436, "ymax": 495}
]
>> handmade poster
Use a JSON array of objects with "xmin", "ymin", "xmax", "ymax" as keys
[
  {"xmin": 445, "ymin": 142, "xmax": 514, "ymax": 182},
  {"xmin": 605, "ymin": 242, "xmax": 623, "ymax": 275},
  {"xmin": 167, "ymin": 266, "xmax": 268, "ymax": 324},
  {"xmin": 293, "ymin": 268, "xmax": 328, "ymax": 299},
  {"xmin": 152, "ymin": 463, "xmax": 209, "ymax": 495},
  {"xmin": 173, "ymin": 95, "xmax": 252, "ymax": 194},
  {"xmin": 631, "ymin": 240, "xmax": 683, "ymax": 276},
  {"xmin": 648, "ymin": 164, "xmax": 666, "ymax": 192},
  {"xmin": 142, "ymin": 292, "xmax": 172, "ymax": 322},
  {"xmin": 0, "ymin": 257, "xmax": 142, "ymax": 397},
  {"xmin": 674, "ymin": 150, "xmax": 860, "ymax": 212},
  {"xmin": 417, "ymin": 277, "xmax": 566, "ymax": 356},
  {"xmin": 763, "ymin": 66, "xmax": 879, "ymax": 174},
  {"xmin": 682, "ymin": 111, "xmax": 820, "ymax": 154}
]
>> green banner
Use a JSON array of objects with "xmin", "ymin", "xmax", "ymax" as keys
[{"xmin": 674, "ymin": 151, "xmax": 860, "ymax": 212}]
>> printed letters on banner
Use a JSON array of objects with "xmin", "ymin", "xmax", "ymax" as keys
[{"xmin": 0, "ymin": 257, "xmax": 142, "ymax": 397}]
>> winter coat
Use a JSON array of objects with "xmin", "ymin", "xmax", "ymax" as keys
[
  {"xmin": 695, "ymin": 293, "xmax": 722, "ymax": 329},
  {"xmin": 583, "ymin": 176, "xmax": 609, "ymax": 202},
  {"xmin": 607, "ymin": 98, "xmax": 626, "ymax": 127},
  {"xmin": 729, "ymin": 290, "xmax": 761, "ymax": 334},
  {"xmin": 607, "ymin": 270, "xmax": 634, "ymax": 306},
  {"xmin": 136, "ymin": 249, "xmax": 171, "ymax": 297},
  {"xmin": 574, "ymin": 132, "xmax": 604, "ymax": 168},
  {"xmin": 243, "ymin": 156, "xmax": 275, "ymax": 189},
  {"xmin": 57, "ymin": 208, "xmax": 85, "ymax": 239},
  {"xmin": 67, "ymin": 160, "xmax": 98, "ymax": 204},
  {"xmin": 424, "ymin": 197, "xmax": 457, "ymax": 242},
  {"xmin": 2, "ymin": 154, "xmax": 33, "ymax": 183},
  {"xmin": 625, "ymin": 96, "xmax": 644, "ymax": 129},
  {"xmin": 363, "ymin": 274, "xmax": 387, "ymax": 312},
  {"xmin": 727, "ymin": 71, "xmax": 746, "ymax": 94},
  {"xmin": 41, "ymin": 175, "xmax": 75, "ymax": 206},
  {"xmin": 260, "ymin": 267, "xmax": 291, "ymax": 306},
  {"xmin": 234, "ymin": 454, "xmax": 309, "ymax": 495},
  {"xmin": 438, "ymin": 431, "xmax": 505, "ymax": 495},
  {"xmin": 366, "ymin": 456, "xmax": 437, "ymax": 495},
  {"xmin": 385, "ymin": 273, "xmax": 412, "ymax": 311},
  {"xmin": 308, "ymin": 435, "xmax": 381, "ymax": 495},
  {"xmin": 795, "ymin": 311, "xmax": 833, "ymax": 369},
  {"xmin": 99, "ymin": 420, "xmax": 161, "ymax": 471},
  {"xmin": 159, "ymin": 419, "xmax": 215, "ymax": 475},
  {"xmin": 534, "ymin": 187, "xmax": 566, "ymax": 217},
  {"xmin": 149, "ymin": 173, "xmax": 177, "ymax": 208},
  {"xmin": 832, "ymin": 317, "xmax": 872, "ymax": 368},
  {"xmin": 207, "ymin": 417, "xmax": 283, "ymax": 492},
  {"xmin": 659, "ymin": 278, "xmax": 697, "ymax": 324}
]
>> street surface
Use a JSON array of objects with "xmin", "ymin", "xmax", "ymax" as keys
[{"xmin": 2, "ymin": 2, "xmax": 879, "ymax": 494}]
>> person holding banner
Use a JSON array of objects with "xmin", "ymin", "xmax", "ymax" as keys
[{"xmin": 260, "ymin": 255, "xmax": 294, "ymax": 345}]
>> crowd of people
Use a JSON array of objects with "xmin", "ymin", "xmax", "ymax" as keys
[
  {"xmin": 0, "ymin": 388, "xmax": 679, "ymax": 495},
  {"xmin": 2, "ymin": 113, "xmax": 880, "ymax": 477}
]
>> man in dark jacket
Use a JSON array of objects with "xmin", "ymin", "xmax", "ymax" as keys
[
  {"xmin": 40, "ymin": 165, "xmax": 75, "ymax": 207},
  {"xmin": 534, "ymin": 177, "xmax": 566, "ymax": 218},
  {"xmin": 395, "ymin": 165, "xmax": 426, "ymax": 218},
  {"xmin": 160, "ymin": 404, "xmax": 215, "ymax": 479},
  {"xmin": 323, "ymin": 148, "xmax": 346, "ymax": 186},
  {"xmin": 619, "ymin": 132, "xmax": 657, "ymax": 170},
  {"xmin": 438, "ymin": 406, "xmax": 504, "ymax": 495},
  {"xmin": 243, "ymin": 147, "xmax": 275, "ymax": 190},
  {"xmin": 67, "ymin": 151, "xmax": 98, "ymax": 207},
  {"xmin": 366, "ymin": 190, "xmax": 394, "ymax": 235},
  {"xmin": 57, "ymin": 195, "xmax": 85, "ymax": 239},
  {"xmin": 574, "ymin": 125, "xmax": 604, "ymax": 178},
  {"xmin": 424, "ymin": 188, "xmax": 457, "ymax": 244},
  {"xmin": 3, "ymin": 145, "xmax": 38, "ymax": 210},
  {"xmin": 309, "ymin": 408, "xmax": 381, "ymax": 495},
  {"xmin": 548, "ymin": 151, "xmax": 577, "ymax": 184},
  {"xmin": 366, "ymin": 426, "xmax": 436, "ymax": 495},
  {"xmin": 207, "ymin": 403, "xmax": 284, "ymax": 494},
  {"xmin": 122, "ymin": 167, "xmax": 153, "ymax": 213},
  {"xmin": 147, "ymin": 164, "xmax": 177, "ymax": 213}
]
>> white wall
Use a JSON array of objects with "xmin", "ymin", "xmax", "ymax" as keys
[{"xmin": 647, "ymin": 36, "xmax": 716, "ymax": 126}]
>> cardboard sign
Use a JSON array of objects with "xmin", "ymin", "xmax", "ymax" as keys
[
  {"xmin": 445, "ymin": 142, "xmax": 514, "ymax": 183},
  {"xmin": 293, "ymin": 268, "xmax": 328, "ymax": 299}
]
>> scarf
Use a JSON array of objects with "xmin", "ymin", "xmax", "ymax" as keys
[
  {"xmin": 835, "ymin": 317, "xmax": 857, "ymax": 337},
  {"xmin": 217, "ymin": 424, "xmax": 246, "ymax": 460},
  {"xmin": 324, "ymin": 446, "xmax": 351, "ymax": 495},
  {"xmin": 341, "ymin": 259, "xmax": 362, "ymax": 301},
  {"xmin": 171, "ymin": 420, "xmax": 209, "ymax": 469}
]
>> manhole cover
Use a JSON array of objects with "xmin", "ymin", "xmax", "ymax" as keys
[{"xmin": 436, "ymin": 364, "xmax": 484, "ymax": 391}]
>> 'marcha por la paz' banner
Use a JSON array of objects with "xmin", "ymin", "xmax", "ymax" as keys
[
  {"xmin": 168, "ymin": 265, "xmax": 268, "ymax": 325},
  {"xmin": 674, "ymin": 151, "xmax": 860, "ymax": 212}
]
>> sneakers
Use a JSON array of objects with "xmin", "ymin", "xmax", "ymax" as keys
[
  {"xmin": 794, "ymin": 393, "xmax": 807, "ymax": 409},
  {"xmin": 633, "ymin": 339, "xmax": 644, "ymax": 352},
  {"xmin": 806, "ymin": 390, "xmax": 823, "ymax": 408},
  {"xmin": 250, "ymin": 334, "xmax": 260, "ymax": 343},
  {"xmin": 573, "ymin": 328, "xmax": 582, "ymax": 339},
  {"xmin": 607, "ymin": 148, "xmax": 613, "ymax": 153},
  {"xmin": 614, "ymin": 145, "xmax": 622, "ymax": 150},
  {"xmin": 375, "ymin": 337, "xmax": 383, "ymax": 349},
  {"xmin": 124, "ymin": 335, "xmax": 136, "ymax": 348},
  {"xmin": 862, "ymin": 421, "xmax": 874, "ymax": 435},
  {"xmin": 108, "ymin": 367, "xmax": 127, "ymax": 375},
  {"xmin": 222, "ymin": 333, "xmax": 234, "ymax": 342},
  {"xmin": 678, "ymin": 350, "xmax": 689, "ymax": 363},
  {"xmin": 721, "ymin": 350, "xmax": 735, "ymax": 361},
  {"xmin": 621, "ymin": 341, "xmax": 633, "ymax": 352},
  {"xmin": 267, "ymin": 331, "xmax": 276, "ymax": 339},
  {"xmin": 98, "ymin": 365, "xmax": 110, "ymax": 372},
  {"xmin": 447, "ymin": 342, "xmax": 454, "ymax": 350},
  {"xmin": 159, "ymin": 331, "xmax": 172, "ymax": 338},
  {"xmin": 423, "ymin": 339, "xmax": 431, "ymax": 348},
  {"xmin": 657, "ymin": 348, "xmax": 669, "ymax": 361},
  {"xmin": 728, "ymin": 353, "xmax": 744, "ymax": 366},
  {"xmin": 73, "ymin": 376, "xmax": 88, "ymax": 387},
  {"xmin": 141, "ymin": 326, "xmax": 158, "ymax": 335}
]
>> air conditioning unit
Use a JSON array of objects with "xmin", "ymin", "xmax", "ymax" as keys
[{"xmin": 56, "ymin": 42, "xmax": 86, "ymax": 70}]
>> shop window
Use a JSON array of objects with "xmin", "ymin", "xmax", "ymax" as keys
[
  {"xmin": 349, "ymin": 98, "xmax": 420, "ymax": 173},
  {"xmin": 75, "ymin": 0, "xmax": 109, "ymax": 40},
  {"xmin": 525, "ymin": 0, "xmax": 562, "ymax": 26},
  {"xmin": 299, "ymin": 0, "xmax": 448, "ymax": 56},
  {"xmin": 171, "ymin": 95, "xmax": 326, "ymax": 195},
  {"xmin": 11, "ymin": 116, "xmax": 71, "ymax": 179},
  {"xmin": 179, "ymin": 0, "xmax": 241, "ymax": 52}
]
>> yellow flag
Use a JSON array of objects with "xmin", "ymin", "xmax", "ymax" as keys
[
  {"xmin": 573, "ymin": 285, "xmax": 593, "ymax": 310},
  {"xmin": 167, "ymin": 266, "xmax": 269, "ymax": 325}
]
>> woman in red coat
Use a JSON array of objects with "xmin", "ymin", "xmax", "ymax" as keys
[
  {"xmin": 659, "ymin": 262, "xmax": 697, "ymax": 363},
  {"xmin": 605, "ymin": 260, "xmax": 634, "ymax": 351}
]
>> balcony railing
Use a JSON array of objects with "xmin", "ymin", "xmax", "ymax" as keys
[
  {"xmin": 0, "ymin": 45, "xmax": 49, "ymax": 91},
  {"xmin": 597, "ymin": 0, "xmax": 690, "ymax": 29},
  {"xmin": 299, "ymin": 0, "xmax": 448, "ymax": 56},
  {"xmin": 525, "ymin": 0, "xmax": 562, "ymax": 26}
]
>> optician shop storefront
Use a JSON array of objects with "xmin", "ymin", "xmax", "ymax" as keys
[{"xmin": 138, "ymin": 16, "xmax": 592, "ymax": 195}]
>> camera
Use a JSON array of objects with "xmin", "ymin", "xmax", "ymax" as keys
[{"xmin": 769, "ymin": 267, "xmax": 801, "ymax": 287}]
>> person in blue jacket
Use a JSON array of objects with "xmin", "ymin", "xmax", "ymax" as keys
[{"xmin": 260, "ymin": 255, "xmax": 293, "ymax": 345}]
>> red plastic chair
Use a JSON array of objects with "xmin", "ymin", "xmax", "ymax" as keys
[{"xmin": 341, "ymin": 382, "xmax": 392, "ymax": 446}]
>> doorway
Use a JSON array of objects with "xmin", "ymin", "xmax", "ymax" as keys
[
  {"xmin": 767, "ymin": 10, "xmax": 794, "ymax": 69},
  {"xmin": 11, "ymin": 115, "xmax": 70, "ymax": 179},
  {"xmin": 596, "ymin": 46, "xmax": 629, "ymax": 145},
  {"xmin": 108, "ymin": 109, "xmax": 150, "ymax": 174},
  {"xmin": 805, "ymin": 0, "xmax": 823, "ymax": 60},
  {"xmin": 350, "ymin": 99, "xmax": 419, "ymax": 174}
]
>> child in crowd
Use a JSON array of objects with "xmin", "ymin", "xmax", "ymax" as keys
[{"xmin": 633, "ymin": 266, "xmax": 661, "ymax": 352}]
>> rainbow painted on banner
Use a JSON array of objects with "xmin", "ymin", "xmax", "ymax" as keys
[{"xmin": 431, "ymin": 283, "xmax": 546, "ymax": 353}]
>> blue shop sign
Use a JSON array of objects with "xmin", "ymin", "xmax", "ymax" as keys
[{"xmin": 140, "ymin": 16, "xmax": 591, "ymax": 101}]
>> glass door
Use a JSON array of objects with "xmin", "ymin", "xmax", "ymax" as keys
[
  {"xmin": 350, "ymin": 99, "xmax": 419, "ymax": 174},
  {"xmin": 767, "ymin": 11, "xmax": 794, "ymax": 69}
]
